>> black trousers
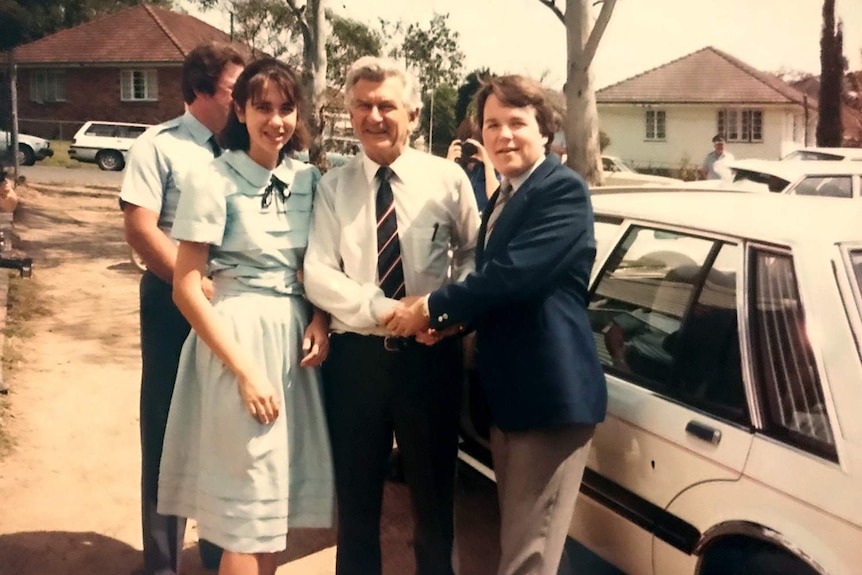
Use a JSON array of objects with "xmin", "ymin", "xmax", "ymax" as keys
[
  {"xmin": 139, "ymin": 271, "xmax": 189, "ymax": 575},
  {"xmin": 323, "ymin": 333, "xmax": 463, "ymax": 575}
]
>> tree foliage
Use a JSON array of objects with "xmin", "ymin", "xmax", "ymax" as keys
[
  {"xmin": 383, "ymin": 13, "xmax": 464, "ymax": 95},
  {"xmin": 327, "ymin": 13, "xmax": 382, "ymax": 90},
  {"xmin": 817, "ymin": 0, "xmax": 844, "ymax": 147},
  {"xmin": 0, "ymin": 0, "xmax": 172, "ymax": 51},
  {"xmin": 455, "ymin": 68, "xmax": 491, "ymax": 128},
  {"xmin": 421, "ymin": 83, "xmax": 458, "ymax": 156}
]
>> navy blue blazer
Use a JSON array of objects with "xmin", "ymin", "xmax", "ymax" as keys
[{"xmin": 428, "ymin": 154, "xmax": 606, "ymax": 432}]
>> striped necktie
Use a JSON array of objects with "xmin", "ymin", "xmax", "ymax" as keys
[
  {"xmin": 485, "ymin": 182, "xmax": 513, "ymax": 244},
  {"xmin": 375, "ymin": 166, "xmax": 406, "ymax": 299}
]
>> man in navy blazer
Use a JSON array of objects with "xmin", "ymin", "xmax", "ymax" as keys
[{"xmin": 385, "ymin": 74, "xmax": 606, "ymax": 575}]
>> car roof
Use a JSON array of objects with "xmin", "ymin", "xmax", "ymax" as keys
[
  {"xmin": 591, "ymin": 190, "xmax": 862, "ymax": 245},
  {"xmin": 784, "ymin": 146, "xmax": 862, "ymax": 158},
  {"xmin": 730, "ymin": 158, "xmax": 862, "ymax": 178},
  {"xmin": 82, "ymin": 120, "xmax": 153, "ymax": 127}
]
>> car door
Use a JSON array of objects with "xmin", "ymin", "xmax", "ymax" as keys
[{"xmin": 571, "ymin": 223, "xmax": 754, "ymax": 575}]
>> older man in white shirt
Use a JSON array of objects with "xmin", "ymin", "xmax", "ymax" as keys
[{"xmin": 304, "ymin": 56, "xmax": 479, "ymax": 575}]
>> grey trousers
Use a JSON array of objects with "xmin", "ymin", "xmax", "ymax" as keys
[{"xmin": 489, "ymin": 424, "xmax": 595, "ymax": 575}]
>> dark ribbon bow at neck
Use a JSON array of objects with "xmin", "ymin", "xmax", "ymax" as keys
[{"xmin": 261, "ymin": 175, "xmax": 289, "ymax": 208}]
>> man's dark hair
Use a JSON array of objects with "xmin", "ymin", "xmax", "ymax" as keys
[
  {"xmin": 475, "ymin": 75, "xmax": 556, "ymax": 153},
  {"xmin": 222, "ymin": 58, "xmax": 310, "ymax": 157},
  {"xmin": 712, "ymin": 134, "xmax": 726, "ymax": 144},
  {"xmin": 182, "ymin": 42, "xmax": 246, "ymax": 105}
]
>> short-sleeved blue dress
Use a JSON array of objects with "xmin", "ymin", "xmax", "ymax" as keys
[{"xmin": 157, "ymin": 150, "xmax": 335, "ymax": 553}]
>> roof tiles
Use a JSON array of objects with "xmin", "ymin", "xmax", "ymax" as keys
[
  {"xmin": 597, "ymin": 46, "xmax": 813, "ymax": 107},
  {"xmin": 12, "ymin": 4, "xmax": 239, "ymax": 65}
]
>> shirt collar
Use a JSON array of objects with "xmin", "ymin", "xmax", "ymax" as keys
[
  {"xmin": 224, "ymin": 150, "xmax": 292, "ymax": 190},
  {"xmin": 182, "ymin": 110, "xmax": 215, "ymax": 147},
  {"xmin": 504, "ymin": 153, "xmax": 546, "ymax": 193},
  {"xmin": 360, "ymin": 147, "xmax": 418, "ymax": 187}
]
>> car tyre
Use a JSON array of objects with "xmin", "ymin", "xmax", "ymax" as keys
[
  {"xmin": 701, "ymin": 541, "xmax": 819, "ymax": 575},
  {"xmin": 96, "ymin": 150, "xmax": 124, "ymax": 171},
  {"xmin": 17, "ymin": 144, "xmax": 36, "ymax": 166}
]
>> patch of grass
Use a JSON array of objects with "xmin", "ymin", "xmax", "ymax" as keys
[
  {"xmin": 1, "ymin": 272, "xmax": 51, "ymax": 459},
  {"xmin": 38, "ymin": 140, "xmax": 97, "ymax": 170}
]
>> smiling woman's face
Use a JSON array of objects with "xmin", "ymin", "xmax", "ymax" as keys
[{"xmin": 236, "ymin": 79, "xmax": 297, "ymax": 168}]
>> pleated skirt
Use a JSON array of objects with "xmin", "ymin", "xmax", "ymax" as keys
[{"xmin": 157, "ymin": 292, "xmax": 335, "ymax": 553}]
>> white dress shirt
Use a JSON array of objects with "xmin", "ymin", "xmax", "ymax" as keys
[{"xmin": 305, "ymin": 148, "xmax": 480, "ymax": 335}]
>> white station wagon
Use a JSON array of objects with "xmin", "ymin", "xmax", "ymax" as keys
[{"xmin": 458, "ymin": 191, "xmax": 862, "ymax": 575}]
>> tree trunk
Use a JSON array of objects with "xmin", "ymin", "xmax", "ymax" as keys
[
  {"xmin": 817, "ymin": 0, "xmax": 843, "ymax": 147},
  {"xmin": 302, "ymin": 0, "xmax": 328, "ymax": 166},
  {"xmin": 564, "ymin": 0, "xmax": 603, "ymax": 186}
]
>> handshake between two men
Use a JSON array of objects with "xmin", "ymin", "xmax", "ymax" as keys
[{"xmin": 381, "ymin": 295, "xmax": 464, "ymax": 345}]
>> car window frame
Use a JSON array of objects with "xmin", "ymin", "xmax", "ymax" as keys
[
  {"xmin": 838, "ymin": 242, "xmax": 862, "ymax": 366},
  {"xmin": 786, "ymin": 174, "xmax": 856, "ymax": 198},
  {"xmin": 587, "ymin": 220, "xmax": 753, "ymax": 428}
]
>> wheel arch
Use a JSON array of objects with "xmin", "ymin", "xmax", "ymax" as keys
[{"xmin": 694, "ymin": 521, "xmax": 828, "ymax": 575}]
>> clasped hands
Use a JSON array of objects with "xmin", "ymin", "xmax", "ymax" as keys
[{"xmin": 382, "ymin": 295, "xmax": 461, "ymax": 345}]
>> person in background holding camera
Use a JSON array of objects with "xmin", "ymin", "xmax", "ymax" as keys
[{"xmin": 447, "ymin": 117, "xmax": 498, "ymax": 211}]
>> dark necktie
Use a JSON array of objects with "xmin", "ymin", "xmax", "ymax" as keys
[
  {"xmin": 375, "ymin": 166, "xmax": 406, "ymax": 299},
  {"xmin": 485, "ymin": 182, "xmax": 513, "ymax": 244},
  {"xmin": 261, "ymin": 175, "xmax": 288, "ymax": 209},
  {"xmin": 207, "ymin": 136, "xmax": 222, "ymax": 158}
]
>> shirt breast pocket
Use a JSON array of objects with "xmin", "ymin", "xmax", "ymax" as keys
[{"xmin": 409, "ymin": 223, "xmax": 450, "ymax": 276}]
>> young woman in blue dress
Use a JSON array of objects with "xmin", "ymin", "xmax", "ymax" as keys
[{"xmin": 157, "ymin": 58, "xmax": 335, "ymax": 575}]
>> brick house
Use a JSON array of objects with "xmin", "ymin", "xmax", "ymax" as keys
[{"xmin": 1, "ymin": 3, "xmax": 251, "ymax": 140}]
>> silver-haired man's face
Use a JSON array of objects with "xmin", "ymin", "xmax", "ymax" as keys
[{"xmin": 348, "ymin": 76, "xmax": 418, "ymax": 166}]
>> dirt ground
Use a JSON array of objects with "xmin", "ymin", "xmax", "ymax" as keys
[{"xmin": 0, "ymin": 183, "xmax": 501, "ymax": 575}]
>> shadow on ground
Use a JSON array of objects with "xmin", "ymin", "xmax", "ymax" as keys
[{"xmin": 0, "ymin": 531, "xmax": 140, "ymax": 575}]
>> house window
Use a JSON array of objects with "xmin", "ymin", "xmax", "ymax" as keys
[
  {"xmin": 717, "ymin": 109, "xmax": 763, "ymax": 142},
  {"xmin": 30, "ymin": 70, "xmax": 66, "ymax": 103},
  {"xmin": 121, "ymin": 69, "xmax": 158, "ymax": 101},
  {"xmin": 645, "ymin": 110, "xmax": 666, "ymax": 140}
]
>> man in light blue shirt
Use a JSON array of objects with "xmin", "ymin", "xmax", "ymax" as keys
[{"xmin": 120, "ymin": 42, "xmax": 244, "ymax": 575}]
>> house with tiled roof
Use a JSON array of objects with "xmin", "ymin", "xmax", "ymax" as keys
[
  {"xmin": 596, "ymin": 46, "xmax": 818, "ymax": 171},
  {"xmin": 2, "ymin": 3, "xmax": 252, "ymax": 139}
]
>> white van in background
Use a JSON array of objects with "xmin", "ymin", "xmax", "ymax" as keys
[{"xmin": 69, "ymin": 121, "xmax": 152, "ymax": 171}]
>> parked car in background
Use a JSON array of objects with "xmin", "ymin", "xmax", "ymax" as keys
[
  {"xmin": 781, "ymin": 146, "xmax": 862, "ymax": 161},
  {"xmin": 459, "ymin": 189, "xmax": 862, "ymax": 575},
  {"xmin": 729, "ymin": 159, "xmax": 862, "ymax": 197},
  {"xmin": 69, "ymin": 121, "xmax": 152, "ymax": 171},
  {"xmin": 0, "ymin": 129, "xmax": 55, "ymax": 166},
  {"xmin": 601, "ymin": 155, "xmax": 682, "ymax": 186}
]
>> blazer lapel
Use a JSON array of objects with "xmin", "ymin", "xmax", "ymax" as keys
[
  {"xmin": 476, "ymin": 185, "xmax": 502, "ymax": 264},
  {"xmin": 483, "ymin": 155, "xmax": 560, "ymax": 258}
]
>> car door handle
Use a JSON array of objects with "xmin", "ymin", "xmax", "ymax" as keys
[{"xmin": 686, "ymin": 420, "xmax": 722, "ymax": 445}]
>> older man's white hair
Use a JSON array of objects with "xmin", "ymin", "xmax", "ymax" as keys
[{"xmin": 344, "ymin": 56, "xmax": 423, "ymax": 112}]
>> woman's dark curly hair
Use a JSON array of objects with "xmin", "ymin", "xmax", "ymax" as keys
[{"xmin": 221, "ymin": 58, "xmax": 310, "ymax": 158}]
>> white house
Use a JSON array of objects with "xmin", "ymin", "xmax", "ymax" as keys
[{"xmin": 596, "ymin": 46, "xmax": 817, "ymax": 171}]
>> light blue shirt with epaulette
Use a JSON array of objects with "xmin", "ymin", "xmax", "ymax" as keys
[{"xmin": 120, "ymin": 110, "xmax": 218, "ymax": 236}]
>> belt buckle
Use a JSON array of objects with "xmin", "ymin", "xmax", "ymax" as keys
[{"xmin": 383, "ymin": 336, "xmax": 403, "ymax": 352}]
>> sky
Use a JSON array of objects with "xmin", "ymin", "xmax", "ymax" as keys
[{"xmin": 182, "ymin": 0, "xmax": 862, "ymax": 91}]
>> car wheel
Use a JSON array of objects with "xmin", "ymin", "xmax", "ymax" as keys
[
  {"xmin": 17, "ymin": 144, "xmax": 36, "ymax": 166},
  {"xmin": 701, "ymin": 541, "xmax": 819, "ymax": 575},
  {"xmin": 129, "ymin": 246, "xmax": 147, "ymax": 273},
  {"xmin": 96, "ymin": 150, "xmax": 124, "ymax": 171}
]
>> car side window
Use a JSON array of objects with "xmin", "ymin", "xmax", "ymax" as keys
[
  {"xmin": 589, "ymin": 227, "xmax": 748, "ymax": 424},
  {"xmin": 790, "ymin": 176, "xmax": 852, "ymax": 198},
  {"xmin": 749, "ymin": 249, "xmax": 836, "ymax": 461}
]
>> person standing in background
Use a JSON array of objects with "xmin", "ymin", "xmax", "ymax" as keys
[
  {"xmin": 120, "ymin": 41, "xmax": 245, "ymax": 575},
  {"xmin": 700, "ymin": 134, "xmax": 734, "ymax": 180},
  {"xmin": 446, "ymin": 117, "xmax": 498, "ymax": 211}
]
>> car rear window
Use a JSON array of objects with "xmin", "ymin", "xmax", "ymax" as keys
[{"xmin": 749, "ymin": 249, "xmax": 836, "ymax": 461}]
